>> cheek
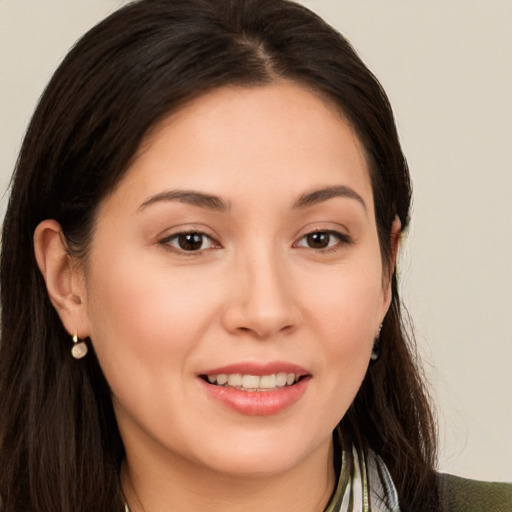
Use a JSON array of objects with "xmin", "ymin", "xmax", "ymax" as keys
[
  {"xmin": 83, "ymin": 252, "xmax": 219, "ymax": 393},
  {"xmin": 304, "ymin": 258, "xmax": 385, "ymax": 339},
  {"xmin": 300, "ymin": 259, "xmax": 383, "ymax": 404}
]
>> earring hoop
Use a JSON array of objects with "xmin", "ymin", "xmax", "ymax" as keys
[{"xmin": 71, "ymin": 333, "xmax": 88, "ymax": 359}]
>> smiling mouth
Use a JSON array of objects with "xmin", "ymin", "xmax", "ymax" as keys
[{"xmin": 200, "ymin": 372, "xmax": 306, "ymax": 392}]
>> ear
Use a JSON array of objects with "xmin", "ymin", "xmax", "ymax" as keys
[
  {"xmin": 33, "ymin": 219, "xmax": 90, "ymax": 338},
  {"xmin": 390, "ymin": 215, "xmax": 401, "ymax": 271},
  {"xmin": 381, "ymin": 216, "xmax": 402, "ymax": 313}
]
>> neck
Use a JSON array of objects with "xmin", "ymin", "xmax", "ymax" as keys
[{"xmin": 121, "ymin": 438, "xmax": 335, "ymax": 512}]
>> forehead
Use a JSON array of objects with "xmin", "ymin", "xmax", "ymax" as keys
[{"xmin": 106, "ymin": 82, "xmax": 374, "ymax": 215}]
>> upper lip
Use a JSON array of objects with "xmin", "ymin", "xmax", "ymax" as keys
[{"xmin": 199, "ymin": 361, "xmax": 310, "ymax": 377}]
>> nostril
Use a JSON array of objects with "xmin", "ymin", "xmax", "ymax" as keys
[
  {"xmin": 234, "ymin": 323, "xmax": 296, "ymax": 339},
  {"xmin": 222, "ymin": 297, "xmax": 300, "ymax": 339}
]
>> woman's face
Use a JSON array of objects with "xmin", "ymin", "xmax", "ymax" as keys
[{"xmin": 78, "ymin": 82, "xmax": 391, "ymax": 478}]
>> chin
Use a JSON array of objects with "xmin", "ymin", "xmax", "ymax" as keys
[
  {"xmin": 190, "ymin": 428, "xmax": 330, "ymax": 479},
  {"xmin": 200, "ymin": 451, "xmax": 303, "ymax": 479}
]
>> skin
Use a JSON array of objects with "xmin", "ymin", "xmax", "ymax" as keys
[{"xmin": 35, "ymin": 82, "xmax": 399, "ymax": 511}]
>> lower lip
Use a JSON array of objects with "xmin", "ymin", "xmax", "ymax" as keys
[{"xmin": 200, "ymin": 377, "xmax": 310, "ymax": 416}]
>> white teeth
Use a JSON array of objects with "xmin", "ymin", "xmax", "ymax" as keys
[
  {"xmin": 242, "ymin": 375, "xmax": 260, "ymax": 389},
  {"xmin": 217, "ymin": 374, "xmax": 228, "ymax": 385},
  {"xmin": 259, "ymin": 374, "xmax": 277, "ymax": 389},
  {"xmin": 227, "ymin": 374, "xmax": 242, "ymax": 387},
  {"xmin": 205, "ymin": 372, "xmax": 301, "ymax": 390},
  {"xmin": 276, "ymin": 372, "xmax": 287, "ymax": 387}
]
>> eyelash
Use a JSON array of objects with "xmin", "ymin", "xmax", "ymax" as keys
[
  {"xmin": 294, "ymin": 230, "xmax": 351, "ymax": 252},
  {"xmin": 159, "ymin": 231, "xmax": 219, "ymax": 255},
  {"xmin": 158, "ymin": 229, "xmax": 351, "ymax": 255}
]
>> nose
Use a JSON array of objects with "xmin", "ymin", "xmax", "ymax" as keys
[{"xmin": 221, "ymin": 248, "xmax": 300, "ymax": 340}]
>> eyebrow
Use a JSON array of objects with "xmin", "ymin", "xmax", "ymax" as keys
[
  {"xmin": 293, "ymin": 185, "xmax": 367, "ymax": 213},
  {"xmin": 139, "ymin": 190, "xmax": 230, "ymax": 212},
  {"xmin": 138, "ymin": 185, "xmax": 366, "ymax": 214}
]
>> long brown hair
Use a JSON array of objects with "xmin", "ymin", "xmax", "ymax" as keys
[{"xmin": 0, "ymin": 0, "xmax": 438, "ymax": 510}]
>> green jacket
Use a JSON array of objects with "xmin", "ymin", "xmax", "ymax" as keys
[{"xmin": 440, "ymin": 474, "xmax": 512, "ymax": 512}]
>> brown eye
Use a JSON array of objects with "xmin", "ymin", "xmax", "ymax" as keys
[
  {"xmin": 177, "ymin": 233, "xmax": 204, "ymax": 251},
  {"xmin": 306, "ymin": 232, "xmax": 331, "ymax": 249},
  {"xmin": 163, "ymin": 232, "xmax": 216, "ymax": 252},
  {"xmin": 295, "ymin": 230, "xmax": 349, "ymax": 251}
]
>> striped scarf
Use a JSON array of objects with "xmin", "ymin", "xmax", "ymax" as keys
[{"xmin": 326, "ymin": 429, "xmax": 400, "ymax": 512}]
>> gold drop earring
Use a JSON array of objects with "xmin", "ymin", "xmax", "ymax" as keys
[{"xmin": 71, "ymin": 332, "xmax": 88, "ymax": 359}]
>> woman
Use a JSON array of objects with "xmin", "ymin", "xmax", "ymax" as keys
[{"xmin": 0, "ymin": 0, "xmax": 509, "ymax": 511}]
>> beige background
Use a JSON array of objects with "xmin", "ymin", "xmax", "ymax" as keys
[{"xmin": 1, "ymin": 0, "xmax": 510, "ymax": 481}]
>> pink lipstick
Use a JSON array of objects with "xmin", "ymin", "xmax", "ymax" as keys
[{"xmin": 198, "ymin": 362, "xmax": 311, "ymax": 416}]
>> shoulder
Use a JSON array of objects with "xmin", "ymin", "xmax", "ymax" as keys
[{"xmin": 439, "ymin": 473, "xmax": 512, "ymax": 512}]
